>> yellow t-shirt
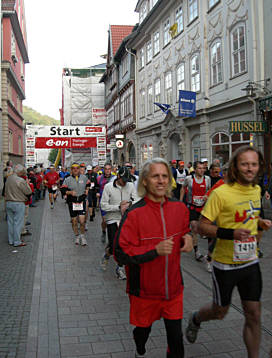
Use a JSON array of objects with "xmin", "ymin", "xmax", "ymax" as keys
[{"xmin": 201, "ymin": 182, "xmax": 261, "ymax": 264}]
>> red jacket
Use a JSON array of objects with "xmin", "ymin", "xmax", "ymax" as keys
[
  {"xmin": 35, "ymin": 174, "xmax": 43, "ymax": 189},
  {"xmin": 114, "ymin": 196, "xmax": 190, "ymax": 300}
]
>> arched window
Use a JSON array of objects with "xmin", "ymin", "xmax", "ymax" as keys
[
  {"xmin": 211, "ymin": 131, "xmax": 250, "ymax": 163},
  {"xmin": 210, "ymin": 40, "xmax": 223, "ymax": 86}
]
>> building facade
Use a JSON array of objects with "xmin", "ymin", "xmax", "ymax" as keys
[
  {"xmin": 62, "ymin": 64, "xmax": 106, "ymax": 166},
  {"xmin": 129, "ymin": 0, "xmax": 271, "ymax": 167},
  {"xmin": 1, "ymin": 0, "xmax": 29, "ymax": 165},
  {"xmin": 100, "ymin": 25, "xmax": 135, "ymax": 165}
]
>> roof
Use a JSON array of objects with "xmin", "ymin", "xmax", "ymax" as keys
[{"xmin": 110, "ymin": 25, "xmax": 134, "ymax": 56}]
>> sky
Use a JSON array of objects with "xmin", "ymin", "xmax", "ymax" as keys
[{"xmin": 23, "ymin": 0, "xmax": 138, "ymax": 120}]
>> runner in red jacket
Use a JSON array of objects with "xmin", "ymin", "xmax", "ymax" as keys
[{"xmin": 114, "ymin": 158, "xmax": 193, "ymax": 358}]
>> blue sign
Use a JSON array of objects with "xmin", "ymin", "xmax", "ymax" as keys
[{"xmin": 178, "ymin": 90, "xmax": 196, "ymax": 118}]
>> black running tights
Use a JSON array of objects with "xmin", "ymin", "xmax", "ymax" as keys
[{"xmin": 133, "ymin": 319, "xmax": 184, "ymax": 358}]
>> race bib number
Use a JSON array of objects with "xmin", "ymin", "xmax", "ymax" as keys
[
  {"xmin": 233, "ymin": 236, "xmax": 257, "ymax": 262},
  {"xmin": 91, "ymin": 182, "xmax": 95, "ymax": 188},
  {"xmin": 52, "ymin": 185, "xmax": 58, "ymax": 191},
  {"xmin": 176, "ymin": 177, "xmax": 185, "ymax": 185},
  {"xmin": 72, "ymin": 202, "xmax": 83, "ymax": 211},
  {"xmin": 192, "ymin": 195, "xmax": 205, "ymax": 207}
]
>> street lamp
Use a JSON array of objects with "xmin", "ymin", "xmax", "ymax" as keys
[{"xmin": 241, "ymin": 79, "xmax": 271, "ymax": 97}]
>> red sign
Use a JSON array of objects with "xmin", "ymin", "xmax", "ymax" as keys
[
  {"xmin": 35, "ymin": 137, "xmax": 97, "ymax": 149},
  {"xmin": 85, "ymin": 127, "xmax": 103, "ymax": 133}
]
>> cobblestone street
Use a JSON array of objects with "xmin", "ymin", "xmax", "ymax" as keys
[{"xmin": 0, "ymin": 196, "xmax": 271, "ymax": 358}]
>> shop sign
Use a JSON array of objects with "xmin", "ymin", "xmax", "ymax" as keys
[{"xmin": 229, "ymin": 121, "xmax": 267, "ymax": 133}]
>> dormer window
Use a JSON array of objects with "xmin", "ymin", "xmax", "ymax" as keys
[{"xmin": 139, "ymin": 1, "xmax": 147, "ymax": 24}]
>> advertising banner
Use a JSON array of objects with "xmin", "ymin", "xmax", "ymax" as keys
[
  {"xmin": 92, "ymin": 108, "xmax": 107, "ymax": 125},
  {"xmin": 35, "ymin": 137, "xmax": 97, "ymax": 149},
  {"xmin": 178, "ymin": 90, "xmax": 196, "ymax": 118}
]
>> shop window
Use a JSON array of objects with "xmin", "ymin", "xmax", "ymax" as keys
[{"xmin": 192, "ymin": 135, "xmax": 200, "ymax": 162}]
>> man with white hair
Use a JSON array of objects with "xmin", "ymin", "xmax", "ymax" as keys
[
  {"xmin": 114, "ymin": 158, "xmax": 193, "ymax": 358},
  {"xmin": 5, "ymin": 164, "xmax": 32, "ymax": 247}
]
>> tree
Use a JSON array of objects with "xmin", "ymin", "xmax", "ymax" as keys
[{"xmin": 48, "ymin": 149, "xmax": 59, "ymax": 165}]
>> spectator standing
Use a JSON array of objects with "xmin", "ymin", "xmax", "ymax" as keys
[{"xmin": 5, "ymin": 164, "xmax": 32, "ymax": 247}]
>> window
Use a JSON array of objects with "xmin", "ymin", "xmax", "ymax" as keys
[
  {"xmin": 122, "ymin": 55, "xmax": 128, "ymax": 77},
  {"xmin": 124, "ymin": 95, "xmax": 131, "ymax": 117},
  {"xmin": 209, "ymin": 0, "xmax": 220, "ymax": 9},
  {"xmin": 210, "ymin": 40, "xmax": 222, "ymax": 86},
  {"xmin": 154, "ymin": 78, "xmax": 161, "ymax": 106},
  {"xmin": 165, "ymin": 72, "xmax": 172, "ymax": 104},
  {"xmin": 231, "ymin": 24, "xmax": 246, "ymax": 76},
  {"xmin": 176, "ymin": 5, "xmax": 183, "ymax": 34},
  {"xmin": 191, "ymin": 54, "xmax": 200, "ymax": 92},
  {"xmin": 139, "ymin": 48, "xmax": 145, "ymax": 69},
  {"xmin": 189, "ymin": 0, "xmax": 198, "ymax": 23},
  {"xmin": 146, "ymin": 41, "xmax": 152, "ymax": 63},
  {"xmin": 164, "ymin": 72, "xmax": 173, "ymax": 104},
  {"xmin": 211, "ymin": 132, "xmax": 250, "ymax": 164},
  {"xmin": 139, "ymin": 1, "xmax": 147, "ymax": 24},
  {"xmin": 114, "ymin": 103, "xmax": 119, "ymax": 122},
  {"xmin": 140, "ymin": 90, "xmax": 146, "ymax": 118},
  {"xmin": 18, "ymin": 135, "xmax": 22, "ymax": 155},
  {"xmin": 11, "ymin": 31, "xmax": 16, "ymax": 56},
  {"xmin": 163, "ymin": 19, "xmax": 170, "ymax": 47},
  {"xmin": 153, "ymin": 30, "xmax": 160, "ymax": 56},
  {"xmin": 177, "ymin": 63, "xmax": 185, "ymax": 98},
  {"xmin": 147, "ymin": 85, "xmax": 153, "ymax": 114},
  {"xmin": 192, "ymin": 135, "xmax": 200, "ymax": 162},
  {"xmin": 8, "ymin": 130, "xmax": 13, "ymax": 153}
]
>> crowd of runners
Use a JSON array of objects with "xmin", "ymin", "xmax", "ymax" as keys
[{"xmin": 2, "ymin": 145, "xmax": 272, "ymax": 358}]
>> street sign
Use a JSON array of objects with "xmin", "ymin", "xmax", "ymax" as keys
[{"xmin": 116, "ymin": 140, "xmax": 124, "ymax": 148}]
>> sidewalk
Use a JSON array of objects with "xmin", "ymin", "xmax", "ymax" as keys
[{"xmin": 1, "ymin": 196, "xmax": 272, "ymax": 357}]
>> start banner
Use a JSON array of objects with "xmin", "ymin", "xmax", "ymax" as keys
[
  {"xmin": 35, "ymin": 137, "xmax": 97, "ymax": 149},
  {"xmin": 26, "ymin": 125, "xmax": 106, "ymax": 137}
]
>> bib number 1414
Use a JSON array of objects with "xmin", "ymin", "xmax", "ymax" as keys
[{"xmin": 233, "ymin": 236, "xmax": 257, "ymax": 262}]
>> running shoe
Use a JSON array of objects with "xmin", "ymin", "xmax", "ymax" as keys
[
  {"xmin": 186, "ymin": 312, "xmax": 200, "ymax": 343},
  {"xmin": 206, "ymin": 261, "xmax": 212, "ymax": 273},
  {"xmin": 101, "ymin": 254, "xmax": 109, "ymax": 271},
  {"xmin": 50, "ymin": 202, "xmax": 54, "ymax": 209},
  {"xmin": 116, "ymin": 266, "xmax": 126, "ymax": 280},
  {"xmin": 195, "ymin": 250, "xmax": 204, "ymax": 262},
  {"xmin": 81, "ymin": 235, "xmax": 87, "ymax": 246},
  {"xmin": 75, "ymin": 236, "xmax": 80, "ymax": 245},
  {"xmin": 135, "ymin": 352, "xmax": 145, "ymax": 358}
]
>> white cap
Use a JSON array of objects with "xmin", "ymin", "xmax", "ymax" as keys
[
  {"xmin": 201, "ymin": 158, "xmax": 208, "ymax": 162},
  {"xmin": 87, "ymin": 165, "xmax": 92, "ymax": 170}
]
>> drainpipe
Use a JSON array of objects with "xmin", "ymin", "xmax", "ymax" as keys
[
  {"xmin": 0, "ymin": 0, "xmax": 3, "ymax": 190},
  {"xmin": 125, "ymin": 47, "xmax": 138, "ymax": 167}
]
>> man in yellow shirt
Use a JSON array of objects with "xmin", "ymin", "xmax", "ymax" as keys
[{"xmin": 186, "ymin": 145, "xmax": 271, "ymax": 358}]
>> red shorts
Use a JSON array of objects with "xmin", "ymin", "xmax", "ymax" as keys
[{"xmin": 129, "ymin": 292, "xmax": 183, "ymax": 327}]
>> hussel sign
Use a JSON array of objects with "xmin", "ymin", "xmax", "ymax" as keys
[{"xmin": 26, "ymin": 125, "xmax": 106, "ymax": 149}]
